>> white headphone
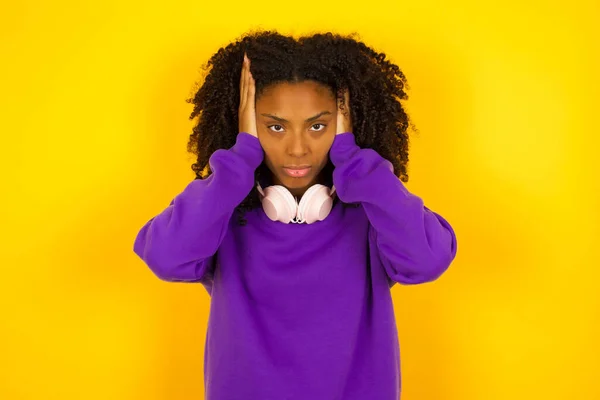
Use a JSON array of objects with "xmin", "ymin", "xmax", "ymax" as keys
[{"xmin": 256, "ymin": 181, "xmax": 336, "ymax": 224}]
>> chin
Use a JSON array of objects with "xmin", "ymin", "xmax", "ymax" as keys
[
  {"xmin": 281, "ymin": 176, "xmax": 312, "ymax": 189},
  {"xmin": 275, "ymin": 172, "xmax": 316, "ymax": 190}
]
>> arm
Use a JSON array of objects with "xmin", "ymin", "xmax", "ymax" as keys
[
  {"xmin": 329, "ymin": 132, "xmax": 457, "ymax": 285},
  {"xmin": 133, "ymin": 132, "xmax": 263, "ymax": 282}
]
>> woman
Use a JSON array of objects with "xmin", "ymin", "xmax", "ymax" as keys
[{"xmin": 134, "ymin": 29, "xmax": 457, "ymax": 400}]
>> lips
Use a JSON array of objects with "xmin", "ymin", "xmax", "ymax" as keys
[{"xmin": 282, "ymin": 166, "xmax": 312, "ymax": 178}]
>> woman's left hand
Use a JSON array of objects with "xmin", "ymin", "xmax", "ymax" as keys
[{"xmin": 336, "ymin": 89, "xmax": 352, "ymax": 135}]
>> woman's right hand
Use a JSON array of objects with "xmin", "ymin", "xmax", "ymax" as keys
[{"xmin": 238, "ymin": 53, "xmax": 258, "ymax": 138}]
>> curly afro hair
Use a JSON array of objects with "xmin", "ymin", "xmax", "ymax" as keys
[{"xmin": 186, "ymin": 29, "xmax": 418, "ymax": 225}]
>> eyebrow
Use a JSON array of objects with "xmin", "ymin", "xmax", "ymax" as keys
[{"xmin": 260, "ymin": 111, "xmax": 332, "ymax": 123}]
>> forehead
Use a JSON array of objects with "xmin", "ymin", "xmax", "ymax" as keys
[{"xmin": 256, "ymin": 80, "xmax": 335, "ymax": 111}]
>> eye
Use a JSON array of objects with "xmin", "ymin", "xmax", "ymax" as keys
[
  {"xmin": 310, "ymin": 123, "xmax": 326, "ymax": 131},
  {"xmin": 268, "ymin": 125, "xmax": 285, "ymax": 133}
]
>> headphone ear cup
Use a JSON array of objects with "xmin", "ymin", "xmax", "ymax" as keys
[
  {"xmin": 297, "ymin": 184, "xmax": 334, "ymax": 224},
  {"xmin": 262, "ymin": 185, "xmax": 298, "ymax": 223}
]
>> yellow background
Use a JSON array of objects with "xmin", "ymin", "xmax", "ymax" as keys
[{"xmin": 2, "ymin": 0, "xmax": 598, "ymax": 399}]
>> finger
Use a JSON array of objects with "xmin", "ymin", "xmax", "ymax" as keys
[
  {"xmin": 244, "ymin": 56, "xmax": 251, "ymax": 101},
  {"xmin": 240, "ymin": 54, "xmax": 247, "ymax": 92},
  {"xmin": 244, "ymin": 56, "xmax": 252, "ymax": 104},
  {"xmin": 242, "ymin": 58, "xmax": 250, "ymax": 105},
  {"xmin": 244, "ymin": 57, "xmax": 254, "ymax": 110},
  {"xmin": 248, "ymin": 73, "xmax": 256, "ymax": 107},
  {"xmin": 243, "ymin": 56, "xmax": 249, "ymax": 99},
  {"xmin": 239, "ymin": 57, "xmax": 245, "ymax": 106}
]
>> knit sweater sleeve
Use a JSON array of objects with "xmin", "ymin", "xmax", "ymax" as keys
[
  {"xmin": 329, "ymin": 132, "xmax": 457, "ymax": 285},
  {"xmin": 133, "ymin": 132, "xmax": 263, "ymax": 282}
]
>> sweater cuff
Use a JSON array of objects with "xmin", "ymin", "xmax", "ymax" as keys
[
  {"xmin": 329, "ymin": 132, "xmax": 359, "ymax": 167},
  {"xmin": 231, "ymin": 132, "xmax": 264, "ymax": 169}
]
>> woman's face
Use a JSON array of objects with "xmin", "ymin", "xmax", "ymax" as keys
[{"xmin": 255, "ymin": 80, "xmax": 337, "ymax": 198}]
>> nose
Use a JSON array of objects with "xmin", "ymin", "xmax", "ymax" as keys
[{"xmin": 286, "ymin": 133, "xmax": 308, "ymax": 158}]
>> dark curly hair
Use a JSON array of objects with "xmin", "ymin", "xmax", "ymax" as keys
[{"xmin": 186, "ymin": 29, "xmax": 418, "ymax": 225}]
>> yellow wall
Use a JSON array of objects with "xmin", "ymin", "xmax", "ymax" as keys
[{"xmin": 2, "ymin": 1, "xmax": 598, "ymax": 399}]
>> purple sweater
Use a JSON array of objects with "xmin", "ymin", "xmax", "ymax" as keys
[{"xmin": 133, "ymin": 132, "xmax": 457, "ymax": 400}]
